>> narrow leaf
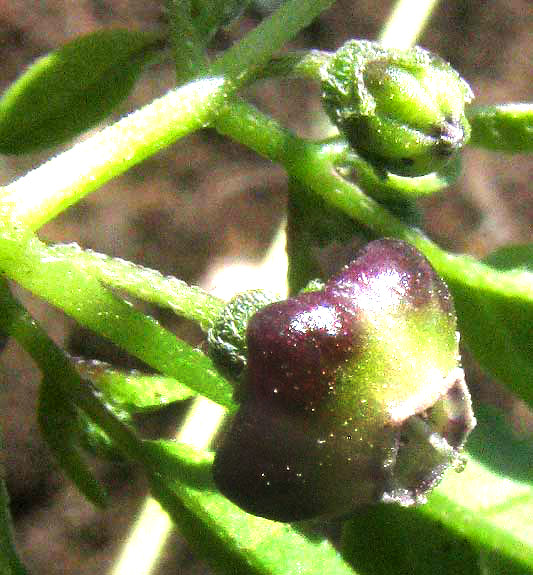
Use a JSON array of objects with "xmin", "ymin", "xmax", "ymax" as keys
[
  {"xmin": 74, "ymin": 358, "xmax": 196, "ymax": 412},
  {"xmin": 419, "ymin": 403, "xmax": 533, "ymax": 572},
  {"xmin": 342, "ymin": 504, "xmax": 479, "ymax": 575},
  {"xmin": 149, "ymin": 473, "xmax": 358, "ymax": 575},
  {"xmin": 468, "ymin": 103, "xmax": 533, "ymax": 153},
  {"xmin": 142, "ymin": 440, "xmax": 214, "ymax": 488},
  {"xmin": 38, "ymin": 375, "xmax": 108, "ymax": 507},
  {"xmin": 0, "ymin": 446, "xmax": 30, "ymax": 575},
  {"xmin": 444, "ymin": 247, "xmax": 533, "ymax": 408},
  {"xmin": 0, "ymin": 279, "xmax": 107, "ymax": 506},
  {"xmin": 53, "ymin": 243, "xmax": 224, "ymax": 331},
  {"xmin": 483, "ymin": 243, "xmax": 533, "ymax": 272},
  {"xmin": 341, "ymin": 145, "xmax": 461, "ymax": 199},
  {"xmin": 0, "ymin": 225, "xmax": 235, "ymax": 410},
  {"xmin": 0, "ymin": 29, "xmax": 164, "ymax": 154}
]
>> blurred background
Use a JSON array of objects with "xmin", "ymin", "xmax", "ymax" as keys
[{"xmin": 0, "ymin": 1, "xmax": 531, "ymax": 573}]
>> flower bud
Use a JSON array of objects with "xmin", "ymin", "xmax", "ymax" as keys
[
  {"xmin": 322, "ymin": 40, "xmax": 473, "ymax": 176},
  {"xmin": 213, "ymin": 239, "xmax": 475, "ymax": 522}
]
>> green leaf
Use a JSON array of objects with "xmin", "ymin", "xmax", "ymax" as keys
[
  {"xmin": 420, "ymin": 403, "xmax": 533, "ymax": 572},
  {"xmin": 466, "ymin": 402, "xmax": 533, "ymax": 486},
  {"xmin": 142, "ymin": 440, "xmax": 214, "ymax": 488},
  {"xmin": 74, "ymin": 358, "xmax": 196, "ymax": 413},
  {"xmin": 0, "ymin": 29, "xmax": 164, "ymax": 154},
  {"xmin": 342, "ymin": 504, "xmax": 479, "ymax": 575},
  {"xmin": 0, "ymin": 279, "xmax": 107, "ymax": 506},
  {"xmin": 468, "ymin": 103, "xmax": 533, "ymax": 153},
  {"xmin": 53, "ymin": 243, "xmax": 224, "ymax": 332},
  {"xmin": 483, "ymin": 243, "xmax": 533, "ymax": 272},
  {"xmin": 338, "ymin": 139, "xmax": 461, "ymax": 199},
  {"xmin": 0, "ymin": 225, "xmax": 235, "ymax": 410},
  {"xmin": 76, "ymin": 404, "xmax": 131, "ymax": 461},
  {"xmin": 191, "ymin": 0, "xmax": 252, "ymax": 41},
  {"xmin": 343, "ymin": 402, "xmax": 533, "ymax": 574},
  {"xmin": 38, "ymin": 376, "xmax": 108, "ymax": 507},
  {"xmin": 0, "ymin": 441, "xmax": 30, "ymax": 575},
  {"xmin": 149, "ymin": 473, "xmax": 358, "ymax": 575},
  {"xmin": 444, "ymin": 246, "xmax": 533, "ymax": 408}
]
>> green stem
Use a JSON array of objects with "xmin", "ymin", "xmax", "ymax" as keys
[
  {"xmin": 210, "ymin": 0, "xmax": 335, "ymax": 80},
  {"xmin": 166, "ymin": 0, "xmax": 209, "ymax": 80},
  {"xmin": 216, "ymin": 99, "xmax": 532, "ymax": 301},
  {"xmin": 248, "ymin": 50, "xmax": 332, "ymax": 84},
  {"xmin": 0, "ymin": 0, "xmax": 335, "ymax": 232},
  {"xmin": 0, "ymin": 77, "xmax": 228, "ymax": 230}
]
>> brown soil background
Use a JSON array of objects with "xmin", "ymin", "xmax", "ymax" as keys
[{"xmin": 0, "ymin": 1, "xmax": 532, "ymax": 574}]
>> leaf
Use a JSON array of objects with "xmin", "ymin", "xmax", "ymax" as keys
[
  {"xmin": 468, "ymin": 103, "xmax": 533, "ymax": 153},
  {"xmin": 466, "ymin": 402, "xmax": 533, "ymax": 486},
  {"xmin": 0, "ymin": 226, "xmax": 235, "ymax": 410},
  {"xmin": 420, "ymin": 403, "xmax": 533, "ymax": 572},
  {"xmin": 483, "ymin": 243, "xmax": 533, "ymax": 272},
  {"xmin": 342, "ymin": 402, "xmax": 533, "ymax": 574},
  {"xmin": 74, "ymin": 358, "xmax": 196, "ymax": 412},
  {"xmin": 0, "ymin": 447, "xmax": 30, "ymax": 575},
  {"xmin": 342, "ymin": 504, "xmax": 480, "ymax": 575},
  {"xmin": 443, "ymin": 246, "xmax": 533, "ymax": 408},
  {"xmin": 38, "ymin": 376, "xmax": 108, "ymax": 507},
  {"xmin": 53, "ymin": 243, "xmax": 224, "ymax": 332},
  {"xmin": 342, "ymin": 146, "xmax": 461, "ymax": 199},
  {"xmin": 76, "ymin": 405, "xmax": 131, "ymax": 462},
  {"xmin": 142, "ymin": 440, "xmax": 214, "ymax": 488},
  {"xmin": 0, "ymin": 278, "xmax": 107, "ymax": 506},
  {"xmin": 0, "ymin": 29, "xmax": 164, "ymax": 154},
  {"xmin": 191, "ymin": 0, "xmax": 252, "ymax": 41},
  {"xmin": 149, "ymin": 473, "xmax": 358, "ymax": 575}
]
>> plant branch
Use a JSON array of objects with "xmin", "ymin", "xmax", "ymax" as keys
[
  {"xmin": 0, "ymin": 77, "xmax": 228, "ymax": 230},
  {"xmin": 1, "ymin": 0, "xmax": 336, "ymax": 232},
  {"xmin": 215, "ymin": 99, "xmax": 533, "ymax": 301}
]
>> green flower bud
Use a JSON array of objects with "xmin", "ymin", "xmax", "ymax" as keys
[{"xmin": 322, "ymin": 40, "xmax": 473, "ymax": 176}]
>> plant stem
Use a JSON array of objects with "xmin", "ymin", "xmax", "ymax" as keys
[
  {"xmin": 166, "ymin": 0, "xmax": 210, "ymax": 80},
  {"xmin": 210, "ymin": 0, "xmax": 335, "ymax": 80},
  {"xmin": 216, "ymin": 96, "xmax": 533, "ymax": 302},
  {"xmin": 1, "ymin": 0, "xmax": 336, "ymax": 232},
  {"xmin": 0, "ymin": 77, "xmax": 227, "ymax": 230},
  {"xmin": 244, "ymin": 50, "xmax": 332, "ymax": 91}
]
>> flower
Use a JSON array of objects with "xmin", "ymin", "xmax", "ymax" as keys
[{"xmin": 213, "ymin": 239, "xmax": 475, "ymax": 521}]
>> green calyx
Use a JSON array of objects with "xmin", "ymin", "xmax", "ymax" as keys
[
  {"xmin": 322, "ymin": 40, "xmax": 473, "ymax": 176},
  {"xmin": 207, "ymin": 289, "xmax": 280, "ymax": 381}
]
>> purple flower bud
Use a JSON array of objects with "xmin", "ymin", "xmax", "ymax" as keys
[{"xmin": 214, "ymin": 239, "xmax": 475, "ymax": 521}]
